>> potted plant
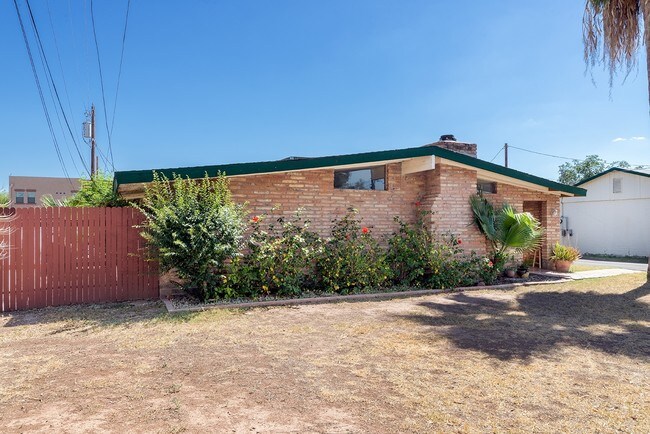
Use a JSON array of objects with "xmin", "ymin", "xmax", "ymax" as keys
[
  {"xmin": 504, "ymin": 267, "xmax": 516, "ymax": 278},
  {"xmin": 550, "ymin": 242, "xmax": 581, "ymax": 272}
]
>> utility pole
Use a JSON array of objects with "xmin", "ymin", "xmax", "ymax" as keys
[
  {"xmin": 504, "ymin": 142, "xmax": 508, "ymax": 168},
  {"xmin": 90, "ymin": 104, "xmax": 96, "ymax": 177}
]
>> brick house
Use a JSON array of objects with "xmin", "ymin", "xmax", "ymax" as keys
[{"xmin": 114, "ymin": 138, "xmax": 585, "ymax": 268}]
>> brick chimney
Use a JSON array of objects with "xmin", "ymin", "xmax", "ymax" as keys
[{"xmin": 424, "ymin": 135, "xmax": 477, "ymax": 158}]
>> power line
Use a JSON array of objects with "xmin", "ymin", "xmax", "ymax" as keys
[
  {"xmin": 110, "ymin": 0, "xmax": 131, "ymax": 138},
  {"xmin": 12, "ymin": 0, "xmax": 73, "ymax": 184},
  {"xmin": 489, "ymin": 145, "xmax": 505, "ymax": 163},
  {"xmin": 509, "ymin": 144, "xmax": 650, "ymax": 168},
  {"xmin": 24, "ymin": 0, "xmax": 89, "ymax": 173},
  {"xmin": 90, "ymin": 0, "xmax": 116, "ymax": 172}
]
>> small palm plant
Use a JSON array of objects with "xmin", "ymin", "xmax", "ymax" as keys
[{"xmin": 470, "ymin": 194, "xmax": 544, "ymax": 270}]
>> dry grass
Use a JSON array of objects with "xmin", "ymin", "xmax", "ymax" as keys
[{"xmin": 1, "ymin": 274, "xmax": 648, "ymax": 433}]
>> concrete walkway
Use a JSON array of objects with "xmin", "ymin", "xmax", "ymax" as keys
[
  {"xmin": 532, "ymin": 267, "xmax": 643, "ymax": 280},
  {"xmin": 574, "ymin": 259, "xmax": 648, "ymax": 272}
]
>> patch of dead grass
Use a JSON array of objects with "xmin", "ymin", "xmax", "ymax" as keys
[{"xmin": 0, "ymin": 274, "xmax": 648, "ymax": 432}]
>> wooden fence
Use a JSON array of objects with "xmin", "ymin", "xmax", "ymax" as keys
[{"xmin": 0, "ymin": 207, "xmax": 158, "ymax": 312}]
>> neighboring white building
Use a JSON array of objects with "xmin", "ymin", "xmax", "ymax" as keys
[{"xmin": 561, "ymin": 168, "xmax": 650, "ymax": 257}]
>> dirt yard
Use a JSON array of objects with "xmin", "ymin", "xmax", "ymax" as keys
[{"xmin": 1, "ymin": 274, "xmax": 648, "ymax": 433}]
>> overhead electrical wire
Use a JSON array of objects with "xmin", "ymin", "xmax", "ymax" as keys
[
  {"xmin": 90, "ymin": 0, "xmax": 116, "ymax": 172},
  {"xmin": 24, "ymin": 0, "xmax": 89, "ymax": 174},
  {"xmin": 489, "ymin": 145, "xmax": 505, "ymax": 163},
  {"xmin": 110, "ymin": 0, "xmax": 131, "ymax": 137},
  {"xmin": 12, "ymin": 0, "xmax": 73, "ymax": 184},
  {"xmin": 509, "ymin": 145, "xmax": 650, "ymax": 168}
]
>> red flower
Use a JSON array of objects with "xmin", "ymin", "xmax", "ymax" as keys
[
  {"xmin": 415, "ymin": 201, "xmax": 422, "ymax": 207},
  {"xmin": 251, "ymin": 216, "xmax": 260, "ymax": 223},
  {"xmin": 362, "ymin": 227, "xmax": 369, "ymax": 234},
  {"xmin": 488, "ymin": 261, "xmax": 493, "ymax": 267},
  {"xmin": 457, "ymin": 239, "xmax": 462, "ymax": 245}
]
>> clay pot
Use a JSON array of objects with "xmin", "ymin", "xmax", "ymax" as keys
[
  {"xmin": 554, "ymin": 260, "xmax": 572, "ymax": 273},
  {"xmin": 505, "ymin": 269, "xmax": 516, "ymax": 278}
]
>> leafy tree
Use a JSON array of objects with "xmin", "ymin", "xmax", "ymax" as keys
[
  {"xmin": 137, "ymin": 172, "xmax": 246, "ymax": 301},
  {"xmin": 0, "ymin": 190, "xmax": 9, "ymax": 207},
  {"xmin": 583, "ymin": 0, "xmax": 650, "ymax": 106},
  {"xmin": 67, "ymin": 172, "xmax": 127, "ymax": 207},
  {"xmin": 557, "ymin": 155, "xmax": 631, "ymax": 185}
]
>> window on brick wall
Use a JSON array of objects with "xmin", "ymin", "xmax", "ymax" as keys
[
  {"xmin": 477, "ymin": 180, "xmax": 497, "ymax": 194},
  {"xmin": 15, "ymin": 190, "xmax": 25, "ymax": 204},
  {"xmin": 27, "ymin": 191, "xmax": 36, "ymax": 204},
  {"xmin": 334, "ymin": 166, "xmax": 386, "ymax": 190}
]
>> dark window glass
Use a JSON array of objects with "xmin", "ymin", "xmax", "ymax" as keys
[
  {"xmin": 27, "ymin": 191, "xmax": 36, "ymax": 204},
  {"xmin": 334, "ymin": 166, "xmax": 386, "ymax": 190},
  {"xmin": 477, "ymin": 181, "xmax": 497, "ymax": 194},
  {"xmin": 15, "ymin": 191, "xmax": 25, "ymax": 204}
]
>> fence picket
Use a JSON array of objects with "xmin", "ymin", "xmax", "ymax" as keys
[{"xmin": 0, "ymin": 207, "xmax": 157, "ymax": 312}]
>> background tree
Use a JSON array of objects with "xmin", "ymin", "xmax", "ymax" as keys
[
  {"xmin": 583, "ymin": 0, "xmax": 650, "ymax": 106},
  {"xmin": 558, "ymin": 154, "xmax": 633, "ymax": 184},
  {"xmin": 0, "ymin": 190, "xmax": 9, "ymax": 207},
  {"xmin": 66, "ymin": 172, "xmax": 127, "ymax": 207}
]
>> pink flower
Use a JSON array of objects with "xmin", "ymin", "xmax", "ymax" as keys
[
  {"xmin": 415, "ymin": 201, "xmax": 422, "ymax": 207},
  {"xmin": 488, "ymin": 261, "xmax": 493, "ymax": 267},
  {"xmin": 362, "ymin": 227, "xmax": 369, "ymax": 234}
]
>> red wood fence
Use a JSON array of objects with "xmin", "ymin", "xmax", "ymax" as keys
[{"xmin": 0, "ymin": 207, "xmax": 158, "ymax": 312}]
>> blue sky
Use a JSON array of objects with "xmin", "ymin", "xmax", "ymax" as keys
[{"xmin": 1, "ymin": 0, "xmax": 648, "ymax": 189}]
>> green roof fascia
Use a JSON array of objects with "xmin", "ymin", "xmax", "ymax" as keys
[
  {"xmin": 575, "ymin": 167, "xmax": 650, "ymax": 186},
  {"xmin": 114, "ymin": 145, "xmax": 586, "ymax": 196}
]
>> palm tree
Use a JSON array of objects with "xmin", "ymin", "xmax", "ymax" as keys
[
  {"xmin": 469, "ymin": 194, "xmax": 544, "ymax": 266},
  {"xmin": 583, "ymin": 0, "xmax": 650, "ymax": 107}
]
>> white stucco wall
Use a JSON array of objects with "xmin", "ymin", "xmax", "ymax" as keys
[{"xmin": 561, "ymin": 170, "xmax": 650, "ymax": 257}]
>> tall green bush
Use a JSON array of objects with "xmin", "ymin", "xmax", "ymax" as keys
[
  {"xmin": 138, "ymin": 172, "xmax": 245, "ymax": 301},
  {"xmin": 67, "ymin": 172, "xmax": 127, "ymax": 207}
]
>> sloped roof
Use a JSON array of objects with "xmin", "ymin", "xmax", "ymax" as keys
[
  {"xmin": 114, "ymin": 145, "xmax": 586, "ymax": 196},
  {"xmin": 575, "ymin": 167, "xmax": 650, "ymax": 186}
]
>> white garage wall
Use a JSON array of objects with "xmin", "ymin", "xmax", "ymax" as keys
[{"xmin": 561, "ymin": 170, "xmax": 650, "ymax": 257}]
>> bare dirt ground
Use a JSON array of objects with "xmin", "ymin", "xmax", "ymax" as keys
[{"xmin": 1, "ymin": 274, "xmax": 648, "ymax": 433}]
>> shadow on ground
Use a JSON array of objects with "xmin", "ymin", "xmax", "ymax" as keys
[
  {"xmin": 400, "ymin": 281, "xmax": 650, "ymax": 361},
  {"xmin": 0, "ymin": 300, "xmax": 200, "ymax": 331}
]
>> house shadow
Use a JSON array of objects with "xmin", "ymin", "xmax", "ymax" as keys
[
  {"xmin": 0, "ymin": 299, "xmax": 199, "ymax": 332},
  {"xmin": 399, "ymin": 282, "xmax": 650, "ymax": 361}
]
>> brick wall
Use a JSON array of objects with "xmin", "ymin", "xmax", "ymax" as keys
[
  {"xmin": 228, "ymin": 163, "xmax": 424, "ymax": 238},
  {"xmin": 225, "ymin": 161, "xmax": 561, "ymax": 267}
]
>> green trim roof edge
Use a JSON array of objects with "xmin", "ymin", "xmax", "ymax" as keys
[
  {"xmin": 575, "ymin": 167, "xmax": 650, "ymax": 186},
  {"xmin": 114, "ymin": 145, "xmax": 586, "ymax": 196}
]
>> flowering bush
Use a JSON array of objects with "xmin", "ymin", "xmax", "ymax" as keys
[
  {"xmin": 315, "ymin": 208, "xmax": 391, "ymax": 293},
  {"xmin": 229, "ymin": 210, "xmax": 322, "ymax": 297}
]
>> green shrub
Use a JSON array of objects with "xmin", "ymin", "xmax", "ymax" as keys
[
  {"xmin": 386, "ymin": 211, "xmax": 433, "ymax": 286},
  {"xmin": 67, "ymin": 171, "xmax": 128, "ymax": 207},
  {"xmin": 315, "ymin": 208, "xmax": 391, "ymax": 294},
  {"xmin": 550, "ymin": 243, "xmax": 581, "ymax": 261},
  {"xmin": 229, "ymin": 210, "xmax": 323, "ymax": 297},
  {"xmin": 138, "ymin": 172, "xmax": 246, "ymax": 301}
]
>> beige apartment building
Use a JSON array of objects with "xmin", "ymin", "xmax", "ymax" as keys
[{"xmin": 8, "ymin": 176, "xmax": 80, "ymax": 207}]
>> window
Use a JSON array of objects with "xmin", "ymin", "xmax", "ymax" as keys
[
  {"xmin": 27, "ymin": 191, "xmax": 36, "ymax": 204},
  {"xmin": 613, "ymin": 178, "xmax": 622, "ymax": 193},
  {"xmin": 477, "ymin": 181, "xmax": 497, "ymax": 194},
  {"xmin": 334, "ymin": 166, "xmax": 386, "ymax": 190},
  {"xmin": 15, "ymin": 191, "xmax": 25, "ymax": 204}
]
